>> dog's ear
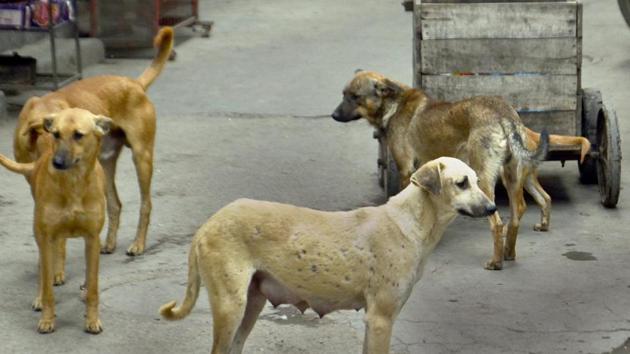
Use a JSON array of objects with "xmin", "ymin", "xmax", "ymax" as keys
[
  {"xmin": 354, "ymin": 68, "xmax": 364, "ymax": 74},
  {"xmin": 42, "ymin": 115, "xmax": 56, "ymax": 133},
  {"xmin": 375, "ymin": 78, "xmax": 402, "ymax": 98},
  {"xmin": 22, "ymin": 120, "xmax": 44, "ymax": 136},
  {"xmin": 411, "ymin": 160, "xmax": 444, "ymax": 195},
  {"xmin": 94, "ymin": 116, "xmax": 113, "ymax": 136}
]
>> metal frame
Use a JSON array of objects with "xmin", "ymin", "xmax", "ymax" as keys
[{"xmin": 0, "ymin": 0, "xmax": 82, "ymax": 91}]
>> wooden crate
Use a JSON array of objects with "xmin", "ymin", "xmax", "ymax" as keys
[{"xmin": 411, "ymin": 0, "xmax": 582, "ymax": 135}]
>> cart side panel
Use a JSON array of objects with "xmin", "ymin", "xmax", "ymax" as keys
[
  {"xmin": 520, "ymin": 111, "xmax": 577, "ymax": 136},
  {"xmin": 421, "ymin": 75, "xmax": 577, "ymax": 112},
  {"xmin": 415, "ymin": 1, "xmax": 580, "ymax": 137},
  {"xmin": 421, "ymin": 0, "xmax": 570, "ymax": 2},
  {"xmin": 420, "ymin": 2, "xmax": 577, "ymax": 40},
  {"xmin": 420, "ymin": 38, "xmax": 577, "ymax": 75}
]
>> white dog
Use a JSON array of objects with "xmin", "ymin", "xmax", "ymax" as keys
[{"xmin": 160, "ymin": 157, "xmax": 495, "ymax": 354}]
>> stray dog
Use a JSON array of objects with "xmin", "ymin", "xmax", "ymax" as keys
[
  {"xmin": 12, "ymin": 27, "xmax": 174, "ymax": 256},
  {"xmin": 159, "ymin": 157, "xmax": 495, "ymax": 354},
  {"xmin": 0, "ymin": 108, "xmax": 111, "ymax": 334},
  {"xmin": 331, "ymin": 71, "xmax": 591, "ymax": 270}
]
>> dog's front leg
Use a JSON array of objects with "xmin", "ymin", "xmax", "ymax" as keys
[
  {"xmin": 362, "ymin": 301, "xmax": 395, "ymax": 354},
  {"xmin": 35, "ymin": 233, "xmax": 55, "ymax": 333},
  {"xmin": 84, "ymin": 235, "xmax": 103, "ymax": 334},
  {"xmin": 53, "ymin": 238, "xmax": 66, "ymax": 285}
]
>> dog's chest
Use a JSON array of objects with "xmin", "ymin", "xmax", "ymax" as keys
[{"xmin": 40, "ymin": 201, "xmax": 102, "ymax": 232}]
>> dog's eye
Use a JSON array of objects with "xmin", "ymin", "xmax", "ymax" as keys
[
  {"xmin": 350, "ymin": 94, "xmax": 360, "ymax": 101},
  {"xmin": 53, "ymin": 131, "xmax": 60, "ymax": 139},
  {"xmin": 73, "ymin": 131, "xmax": 84, "ymax": 140},
  {"xmin": 456, "ymin": 177, "xmax": 469, "ymax": 189}
]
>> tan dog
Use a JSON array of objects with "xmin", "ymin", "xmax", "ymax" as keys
[
  {"xmin": 159, "ymin": 157, "xmax": 495, "ymax": 354},
  {"xmin": 0, "ymin": 108, "xmax": 112, "ymax": 334},
  {"xmin": 12, "ymin": 27, "xmax": 174, "ymax": 256},
  {"xmin": 331, "ymin": 71, "xmax": 590, "ymax": 270}
]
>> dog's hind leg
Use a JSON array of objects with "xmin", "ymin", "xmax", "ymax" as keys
[
  {"xmin": 467, "ymin": 138, "xmax": 505, "ymax": 270},
  {"xmin": 52, "ymin": 238, "xmax": 66, "ymax": 285},
  {"xmin": 127, "ymin": 144, "xmax": 153, "ymax": 256},
  {"xmin": 524, "ymin": 171, "xmax": 551, "ymax": 232},
  {"xmin": 230, "ymin": 283, "xmax": 267, "ymax": 354},
  {"xmin": 202, "ymin": 254, "xmax": 254, "ymax": 354},
  {"xmin": 100, "ymin": 144, "xmax": 123, "ymax": 254},
  {"xmin": 502, "ymin": 164, "xmax": 527, "ymax": 261}
]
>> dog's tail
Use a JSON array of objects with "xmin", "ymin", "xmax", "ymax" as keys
[
  {"xmin": 137, "ymin": 27, "xmax": 174, "ymax": 90},
  {"xmin": 524, "ymin": 127, "xmax": 591, "ymax": 163},
  {"xmin": 497, "ymin": 109, "xmax": 549, "ymax": 166},
  {"xmin": 0, "ymin": 154, "xmax": 34, "ymax": 176},
  {"xmin": 159, "ymin": 242, "xmax": 201, "ymax": 321}
]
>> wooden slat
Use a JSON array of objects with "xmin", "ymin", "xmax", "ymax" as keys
[
  {"xmin": 420, "ymin": 38, "xmax": 578, "ymax": 75},
  {"xmin": 421, "ymin": 75, "xmax": 577, "ymax": 111},
  {"xmin": 520, "ymin": 111, "xmax": 577, "ymax": 136},
  {"xmin": 420, "ymin": 2, "xmax": 577, "ymax": 39},
  {"xmin": 422, "ymin": 0, "xmax": 571, "ymax": 3}
]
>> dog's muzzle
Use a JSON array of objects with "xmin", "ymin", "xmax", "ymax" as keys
[
  {"xmin": 52, "ymin": 152, "xmax": 71, "ymax": 170},
  {"xmin": 458, "ymin": 203, "xmax": 496, "ymax": 218}
]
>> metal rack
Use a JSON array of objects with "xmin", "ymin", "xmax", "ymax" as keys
[
  {"xmin": 0, "ymin": 0, "xmax": 82, "ymax": 91},
  {"xmin": 88, "ymin": 0, "xmax": 212, "ymax": 54}
]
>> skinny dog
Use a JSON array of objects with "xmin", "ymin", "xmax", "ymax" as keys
[
  {"xmin": 331, "ymin": 70, "xmax": 591, "ymax": 270},
  {"xmin": 0, "ymin": 108, "xmax": 111, "ymax": 334},
  {"xmin": 12, "ymin": 27, "xmax": 174, "ymax": 256},
  {"xmin": 159, "ymin": 157, "xmax": 495, "ymax": 354}
]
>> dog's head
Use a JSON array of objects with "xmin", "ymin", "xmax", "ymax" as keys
[
  {"xmin": 331, "ymin": 70, "xmax": 405, "ymax": 127},
  {"xmin": 38, "ymin": 108, "xmax": 112, "ymax": 171},
  {"xmin": 411, "ymin": 157, "xmax": 496, "ymax": 218}
]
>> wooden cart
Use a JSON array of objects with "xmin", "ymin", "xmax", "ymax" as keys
[{"xmin": 377, "ymin": 0, "xmax": 621, "ymax": 207}]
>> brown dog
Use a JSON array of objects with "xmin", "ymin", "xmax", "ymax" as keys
[
  {"xmin": 159, "ymin": 157, "xmax": 495, "ymax": 354},
  {"xmin": 13, "ymin": 27, "xmax": 174, "ymax": 256},
  {"xmin": 332, "ymin": 71, "xmax": 589, "ymax": 270},
  {"xmin": 0, "ymin": 108, "xmax": 112, "ymax": 334}
]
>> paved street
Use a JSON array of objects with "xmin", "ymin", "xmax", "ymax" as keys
[{"xmin": 0, "ymin": 0, "xmax": 629, "ymax": 353}]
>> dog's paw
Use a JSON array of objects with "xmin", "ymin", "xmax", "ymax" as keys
[
  {"xmin": 100, "ymin": 244, "xmax": 116, "ymax": 254},
  {"xmin": 53, "ymin": 273, "xmax": 65, "ymax": 286},
  {"xmin": 32, "ymin": 297, "xmax": 43, "ymax": 312},
  {"xmin": 484, "ymin": 260, "xmax": 503, "ymax": 271},
  {"xmin": 533, "ymin": 223, "xmax": 549, "ymax": 232},
  {"xmin": 84, "ymin": 319, "xmax": 103, "ymax": 334},
  {"xmin": 37, "ymin": 318, "xmax": 55, "ymax": 334},
  {"xmin": 126, "ymin": 243, "xmax": 144, "ymax": 257}
]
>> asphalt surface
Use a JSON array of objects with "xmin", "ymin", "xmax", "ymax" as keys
[{"xmin": 1, "ymin": 0, "xmax": 629, "ymax": 353}]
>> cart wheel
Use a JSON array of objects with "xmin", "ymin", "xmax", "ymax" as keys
[
  {"xmin": 596, "ymin": 107, "xmax": 622, "ymax": 208},
  {"xmin": 384, "ymin": 148, "xmax": 401, "ymax": 197},
  {"xmin": 579, "ymin": 88, "xmax": 601, "ymax": 184}
]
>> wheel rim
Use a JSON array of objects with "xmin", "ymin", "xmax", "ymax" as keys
[{"xmin": 595, "ymin": 108, "xmax": 621, "ymax": 207}]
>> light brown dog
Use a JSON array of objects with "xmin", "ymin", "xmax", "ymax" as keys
[
  {"xmin": 159, "ymin": 157, "xmax": 495, "ymax": 354},
  {"xmin": 0, "ymin": 108, "xmax": 112, "ymax": 334},
  {"xmin": 332, "ymin": 71, "xmax": 589, "ymax": 270},
  {"xmin": 13, "ymin": 27, "xmax": 174, "ymax": 256}
]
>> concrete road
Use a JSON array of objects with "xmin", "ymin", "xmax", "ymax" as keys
[{"xmin": 0, "ymin": 0, "xmax": 629, "ymax": 353}]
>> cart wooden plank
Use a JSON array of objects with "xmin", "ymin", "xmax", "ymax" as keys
[
  {"xmin": 520, "ymin": 111, "xmax": 577, "ymax": 136},
  {"xmin": 420, "ymin": 2, "xmax": 577, "ymax": 39},
  {"xmin": 422, "ymin": 74, "xmax": 577, "ymax": 111},
  {"xmin": 420, "ymin": 38, "xmax": 578, "ymax": 75},
  {"xmin": 421, "ymin": 0, "xmax": 571, "ymax": 3}
]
